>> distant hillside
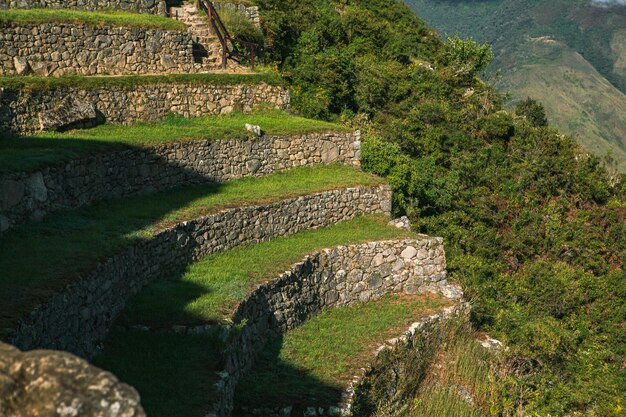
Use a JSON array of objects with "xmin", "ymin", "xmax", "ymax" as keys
[
  {"xmin": 404, "ymin": 0, "xmax": 626, "ymax": 172},
  {"xmin": 503, "ymin": 37, "xmax": 626, "ymax": 172}
]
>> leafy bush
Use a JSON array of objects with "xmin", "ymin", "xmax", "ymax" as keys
[
  {"xmin": 515, "ymin": 97, "xmax": 549, "ymax": 127},
  {"xmin": 216, "ymin": 5, "xmax": 264, "ymax": 44},
  {"xmin": 255, "ymin": 0, "xmax": 626, "ymax": 414}
]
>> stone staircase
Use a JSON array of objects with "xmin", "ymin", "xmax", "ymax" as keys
[{"xmin": 169, "ymin": 3, "xmax": 228, "ymax": 70}]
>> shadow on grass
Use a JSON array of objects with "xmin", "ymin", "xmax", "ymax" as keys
[
  {"xmin": 0, "ymin": 132, "xmax": 137, "ymax": 175},
  {"xmin": 0, "ymin": 131, "xmax": 226, "ymax": 335},
  {"xmin": 93, "ymin": 257, "xmax": 341, "ymax": 417},
  {"xmin": 234, "ymin": 334, "xmax": 344, "ymax": 416}
]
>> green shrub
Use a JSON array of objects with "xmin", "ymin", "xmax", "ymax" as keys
[
  {"xmin": 515, "ymin": 98, "xmax": 549, "ymax": 127},
  {"xmin": 216, "ymin": 5, "xmax": 264, "ymax": 44}
]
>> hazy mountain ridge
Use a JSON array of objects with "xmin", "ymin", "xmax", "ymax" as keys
[{"xmin": 405, "ymin": 0, "xmax": 626, "ymax": 171}]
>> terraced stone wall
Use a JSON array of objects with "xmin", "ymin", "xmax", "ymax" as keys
[
  {"xmin": 0, "ymin": 131, "xmax": 359, "ymax": 234},
  {"xmin": 0, "ymin": 82, "xmax": 290, "ymax": 134},
  {"xmin": 8, "ymin": 185, "xmax": 392, "ymax": 358},
  {"xmin": 212, "ymin": 239, "xmax": 448, "ymax": 417},
  {"xmin": 0, "ymin": 23, "xmax": 203, "ymax": 77},
  {"xmin": 0, "ymin": 0, "xmax": 168, "ymax": 16}
]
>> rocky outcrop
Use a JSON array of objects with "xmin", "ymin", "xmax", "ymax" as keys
[
  {"xmin": 0, "ymin": 131, "xmax": 359, "ymax": 233},
  {"xmin": 0, "ymin": 81, "xmax": 290, "ymax": 134},
  {"xmin": 38, "ymin": 96, "xmax": 97, "ymax": 131},
  {"xmin": 0, "ymin": 342, "xmax": 145, "ymax": 417}
]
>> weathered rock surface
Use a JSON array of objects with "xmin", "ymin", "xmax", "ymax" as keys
[
  {"xmin": 388, "ymin": 216, "xmax": 411, "ymax": 230},
  {"xmin": 0, "ymin": 342, "xmax": 145, "ymax": 417},
  {"xmin": 38, "ymin": 96, "xmax": 97, "ymax": 131}
]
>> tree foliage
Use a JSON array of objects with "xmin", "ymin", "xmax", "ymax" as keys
[{"xmin": 256, "ymin": 0, "xmax": 626, "ymax": 414}]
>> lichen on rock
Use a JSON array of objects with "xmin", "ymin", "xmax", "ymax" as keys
[{"xmin": 0, "ymin": 342, "xmax": 145, "ymax": 417}]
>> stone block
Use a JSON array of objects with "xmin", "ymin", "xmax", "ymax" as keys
[
  {"xmin": 13, "ymin": 56, "xmax": 30, "ymax": 74},
  {"xmin": 1, "ymin": 179, "xmax": 25, "ymax": 209},
  {"xmin": 400, "ymin": 246, "xmax": 417, "ymax": 259},
  {"xmin": 0, "ymin": 342, "xmax": 146, "ymax": 417},
  {"xmin": 38, "ymin": 96, "xmax": 97, "ymax": 131},
  {"xmin": 28, "ymin": 172, "xmax": 48, "ymax": 202}
]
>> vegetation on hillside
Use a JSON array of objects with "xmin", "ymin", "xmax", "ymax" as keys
[
  {"xmin": 254, "ymin": 0, "xmax": 626, "ymax": 414},
  {"xmin": 403, "ymin": 0, "xmax": 626, "ymax": 173},
  {"xmin": 396, "ymin": 319, "xmax": 497, "ymax": 417},
  {"xmin": 404, "ymin": 0, "xmax": 626, "ymax": 94}
]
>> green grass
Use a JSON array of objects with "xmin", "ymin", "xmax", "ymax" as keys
[
  {"xmin": 396, "ymin": 322, "xmax": 495, "ymax": 417},
  {"xmin": 94, "ymin": 217, "xmax": 431, "ymax": 417},
  {"xmin": 0, "ymin": 110, "xmax": 348, "ymax": 174},
  {"xmin": 0, "ymin": 72, "xmax": 282, "ymax": 90},
  {"xmin": 116, "ymin": 215, "xmax": 417, "ymax": 327},
  {"xmin": 0, "ymin": 8, "xmax": 187, "ymax": 31},
  {"xmin": 0, "ymin": 165, "xmax": 384, "ymax": 334},
  {"xmin": 93, "ymin": 329, "xmax": 224, "ymax": 417},
  {"xmin": 235, "ymin": 294, "xmax": 451, "ymax": 412}
]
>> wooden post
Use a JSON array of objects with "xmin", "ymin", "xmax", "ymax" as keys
[
  {"xmin": 207, "ymin": 4, "xmax": 214, "ymax": 35},
  {"xmin": 222, "ymin": 43, "xmax": 227, "ymax": 69}
]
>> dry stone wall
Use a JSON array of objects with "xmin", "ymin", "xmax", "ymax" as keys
[
  {"xmin": 347, "ymin": 304, "xmax": 468, "ymax": 417},
  {"xmin": 0, "ymin": 131, "xmax": 359, "ymax": 234},
  {"xmin": 0, "ymin": 82, "xmax": 290, "ymax": 134},
  {"xmin": 7, "ymin": 185, "xmax": 392, "ymax": 358},
  {"xmin": 0, "ymin": 23, "xmax": 210, "ymax": 77},
  {"xmin": 211, "ymin": 238, "xmax": 448, "ymax": 417},
  {"xmin": 0, "ymin": 0, "xmax": 168, "ymax": 15}
]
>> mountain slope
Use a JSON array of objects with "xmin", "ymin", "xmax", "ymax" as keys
[
  {"xmin": 502, "ymin": 37, "xmax": 626, "ymax": 172},
  {"xmin": 404, "ymin": 0, "xmax": 626, "ymax": 171}
]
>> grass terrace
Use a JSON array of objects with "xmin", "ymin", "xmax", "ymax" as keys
[
  {"xmin": 0, "ymin": 165, "xmax": 384, "ymax": 333},
  {"xmin": 0, "ymin": 8, "xmax": 187, "ymax": 31},
  {"xmin": 116, "ymin": 215, "xmax": 417, "ymax": 327},
  {"xmin": 235, "ymin": 294, "xmax": 451, "ymax": 414},
  {"xmin": 0, "ymin": 109, "xmax": 347, "ymax": 173},
  {"xmin": 0, "ymin": 72, "xmax": 282, "ymax": 90},
  {"xmin": 94, "ymin": 215, "xmax": 424, "ymax": 417}
]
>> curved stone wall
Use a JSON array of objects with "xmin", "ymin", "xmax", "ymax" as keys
[
  {"xmin": 0, "ymin": 82, "xmax": 290, "ymax": 134},
  {"xmin": 210, "ymin": 238, "xmax": 449, "ymax": 417},
  {"xmin": 346, "ymin": 304, "xmax": 467, "ymax": 417},
  {"xmin": 0, "ymin": 23, "xmax": 209, "ymax": 77},
  {"xmin": 0, "ymin": 0, "xmax": 168, "ymax": 16},
  {"xmin": 8, "ymin": 185, "xmax": 392, "ymax": 358},
  {"xmin": 0, "ymin": 131, "xmax": 360, "ymax": 234},
  {"xmin": 0, "ymin": 342, "xmax": 146, "ymax": 417}
]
